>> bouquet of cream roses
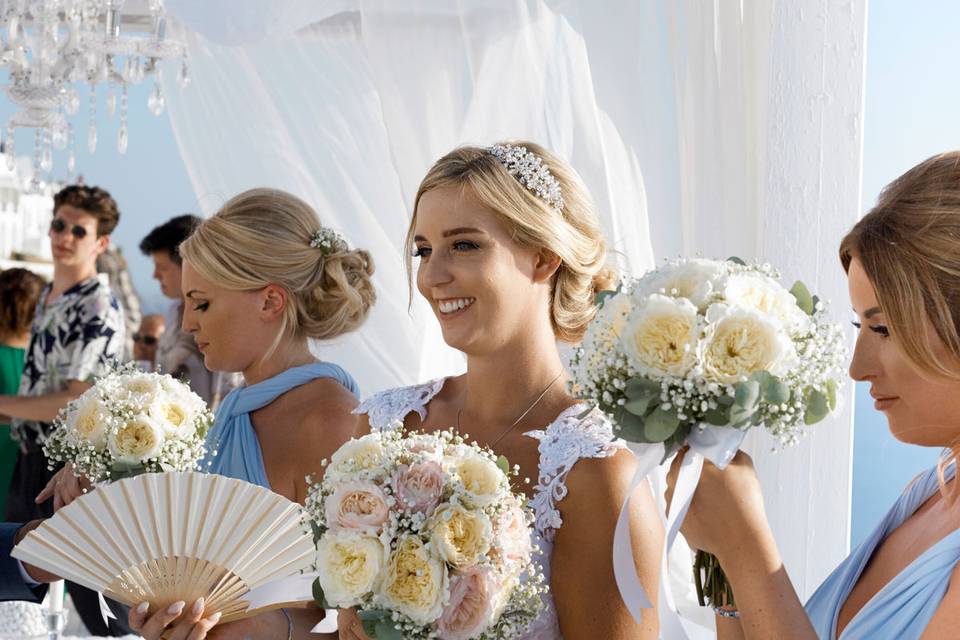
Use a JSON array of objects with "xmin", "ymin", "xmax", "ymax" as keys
[
  {"xmin": 306, "ymin": 429, "xmax": 546, "ymax": 640},
  {"xmin": 43, "ymin": 364, "xmax": 213, "ymax": 483},
  {"xmin": 570, "ymin": 257, "xmax": 847, "ymax": 608}
]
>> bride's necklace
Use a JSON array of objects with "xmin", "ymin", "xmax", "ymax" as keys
[{"xmin": 455, "ymin": 370, "xmax": 564, "ymax": 448}]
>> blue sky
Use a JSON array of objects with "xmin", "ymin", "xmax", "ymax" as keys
[
  {"xmin": 2, "ymin": 2, "xmax": 956, "ymax": 547},
  {"xmin": 849, "ymin": 0, "xmax": 960, "ymax": 545}
]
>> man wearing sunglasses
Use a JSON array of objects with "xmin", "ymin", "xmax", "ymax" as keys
[
  {"xmin": 132, "ymin": 314, "xmax": 165, "ymax": 367},
  {"xmin": 0, "ymin": 185, "xmax": 128, "ymax": 634}
]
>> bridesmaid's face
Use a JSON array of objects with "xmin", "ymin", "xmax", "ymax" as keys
[
  {"xmin": 180, "ymin": 259, "xmax": 285, "ymax": 375},
  {"xmin": 412, "ymin": 185, "xmax": 552, "ymax": 354},
  {"xmin": 847, "ymin": 257, "xmax": 960, "ymax": 446}
]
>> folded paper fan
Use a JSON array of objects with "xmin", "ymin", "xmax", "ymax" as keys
[{"xmin": 12, "ymin": 472, "xmax": 316, "ymax": 622}]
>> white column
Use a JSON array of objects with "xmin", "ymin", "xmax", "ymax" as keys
[{"xmin": 743, "ymin": 0, "xmax": 868, "ymax": 601}]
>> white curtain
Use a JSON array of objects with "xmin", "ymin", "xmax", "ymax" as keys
[{"xmin": 162, "ymin": 0, "xmax": 866, "ymax": 620}]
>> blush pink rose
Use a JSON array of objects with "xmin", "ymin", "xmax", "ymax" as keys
[
  {"xmin": 392, "ymin": 461, "xmax": 444, "ymax": 515},
  {"xmin": 325, "ymin": 481, "xmax": 390, "ymax": 534},
  {"xmin": 436, "ymin": 566, "xmax": 498, "ymax": 640},
  {"xmin": 495, "ymin": 500, "xmax": 532, "ymax": 565}
]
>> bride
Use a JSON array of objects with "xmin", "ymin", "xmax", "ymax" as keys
[{"xmin": 337, "ymin": 142, "xmax": 662, "ymax": 639}]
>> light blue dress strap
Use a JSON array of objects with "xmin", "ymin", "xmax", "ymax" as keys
[
  {"xmin": 805, "ymin": 464, "xmax": 960, "ymax": 640},
  {"xmin": 202, "ymin": 362, "xmax": 359, "ymax": 489}
]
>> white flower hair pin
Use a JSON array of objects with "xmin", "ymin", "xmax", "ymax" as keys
[
  {"xmin": 310, "ymin": 227, "xmax": 347, "ymax": 255},
  {"xmin": 488, "ymin": 143, "xmax": 565, "ymax": 212}
]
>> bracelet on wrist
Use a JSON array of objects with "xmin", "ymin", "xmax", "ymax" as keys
[
  {"xmin": 713, "ymin": 606, "xmax": 740, "ymax": 619},
  {"xmin": 280, "ymin": 607, "xmax": 293, "ymax": 640}
]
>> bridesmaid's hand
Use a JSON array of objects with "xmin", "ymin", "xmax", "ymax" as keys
[
  {"xmin": 337, "ymin": 608, "xmax": 371, "ymax": 639},
  {"xmin": 666, "ymin": 449, "xmax": 772, "ymax": 562},
  {"xmin": 35, "ymin": 463, "xmax": 92, "ymax": 511},
  {"xmin": 128, "ymin": 598, "xmax": 221, "ymax": 640}
]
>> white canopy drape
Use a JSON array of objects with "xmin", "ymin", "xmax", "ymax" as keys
[{"xmin": 162, "ymin": 0, "xmax": 866, "ymax": 620}]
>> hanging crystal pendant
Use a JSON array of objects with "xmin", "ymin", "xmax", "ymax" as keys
[
  {"xmin": 87, "ymin": 124, "xmax": 97, "ymax": 152},
  {"xmin": 178, "ymin": 59, "xmax": 190, "ymax": 89},
  {"xmin": 117, "ymin": 123, "xmax": 128, "ymax": 154},
  {"xmin": 4, "ymin": 130, "xmax": 14, "ymax": 172},
  {"xmin": 147, "ymin": 82, "xmax": 164, "ymax": 116},
  {"xmin": 51, "ymin": 122, "xmax": 67, "ymax": 150},
  {"xmin": 63, "ymin": 87, "xmax": 80, "ymax": 115},
  {"xmin": 40, "ymin": 131, "xmax": 53, "ymax": 173},
  {"xmin": 67, "ymin": 123, "xmax": 76, "ymax": 176},
  {"xmin": 106, "ymin": 88, "xmax": 117, "ymax": 116}
]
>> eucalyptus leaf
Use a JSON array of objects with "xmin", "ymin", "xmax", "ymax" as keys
[
  {"xmin": 312, "ymin": 578, "xmax": 330, "ymax": 609},
  {"xmin": 624, "ymin": 397, "xmax": 653, "ymax": 416},
  {"xmin": 616, "ymin": 410, "xmax": 649, "ymax": 442},
  {"xmin": 374, "ymin": 621, "xmax": 405, "ymax": 640},
  {"xmin": 727, "ymin": 256, "xmax": 747, "ymax": 266},
  {"xmin": 790, "ymin": 280, "xmax": 815, "ymax": 316},
  {"xmin": 734, "ymin": 380, "xmax": 761, "ymax": 410},
  {"xmin": 804, "ymin": 390, "xmax": 830, "ymax": 425},
  {"xmin": 625, "ymin": 377, "xmax": 661, "ymax": 401},
  {"xmin": 595, "ymin": 289, "xmax": 617, "ymax": 307},
  {"xmin": 496, "ymin": 455, "xmax": 510, "ymax": 475},
  {"xmin": 764, "ymin": 379, "xmax": 791, "ymax": 405},
  {"xmin": 728, "ymin": 405, "xmax": 756, "ymax": 428},
  {"xmin": 702, "ymin": 406, "xmax": 730, "ymax": 426},
  {"xmin": 576, "ymin": 404, "xmax": 597, "ymax": 420},
  {"xmin": 643, "ymin": 408, "xmax": 681, "ymax": 442},
  {"xmin": 359, "ymin": 610, "xmax": 392, "ymax": 637}
]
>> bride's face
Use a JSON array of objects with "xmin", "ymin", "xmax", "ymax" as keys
[
  {"xmin": 180, "ymin": 259, "xmax": 280, "ymax": 373},
  {"xmin": 412, "ymin": 185, "xmax": 551, "ymax": 354},
  {"xmin": 847, "ymin": 257, "xmax": 960, "ymax": 446}
]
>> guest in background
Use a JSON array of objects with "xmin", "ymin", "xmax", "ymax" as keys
[
  {"xmin": 0, "ymin": 520, "xmax": 58, "ymax": 601},
  {"xmin": 139, "ymin": 214, "xmax": 239, "ymax": 409},
  {"xmin": 0, "ymin": 185, "xmax": 127, "ymax": 636},
  {"xmin": 96, "ymin": 244, "xmax": 142, "ymax": 360},
  {"xmin": 0, "ymin": 269, "xmax": 45, "ymax": 517},
  {"xmin": 132, "ymin": 313, "xmax": 165, "ymax": 370}
]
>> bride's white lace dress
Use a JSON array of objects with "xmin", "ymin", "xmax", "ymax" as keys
[{"xmin": 356, "ymin": 378, "xmax": 626, "ymax": 639}]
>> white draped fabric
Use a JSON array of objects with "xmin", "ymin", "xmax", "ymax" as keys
[{"xmin": 161, "ymin": 0, "xmax": 866, "ymax": 629}]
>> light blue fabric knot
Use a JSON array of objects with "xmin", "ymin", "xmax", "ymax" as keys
[
  {"xmin": 202, "ymin": 362, "xmax": 359, "ymax": 488},
  {"xmin": 806, "ymin": 464, "xmax": 959, "ymax": 639}
]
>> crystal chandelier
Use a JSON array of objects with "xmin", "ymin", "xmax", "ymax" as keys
[{"xmin": 0, "ymin": 0, "xmax": 188, "ymax": 187}]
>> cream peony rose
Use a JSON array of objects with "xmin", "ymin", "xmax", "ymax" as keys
[
  {"xmin": 68, "ymin": 392, "xmax": 108, "ymax": 447},
  {"xmin": 453, "ymin": 454, "xmax": 504, "ymax": 508},
  {"xmin": 325, "ymin": 481, "xmax": 390, "ymax": 534},
  {"xmin": 437, "ymin": 566, "xmax": 499, "ymax": 640},
  {"xmin": 378, "ymin": 535, "xmax": 446, "ymax": 624},
  {"xmin": 634, "ymin": 259, "xmax": 726, "ymax": 310},
  {"xmin": 315, "ymin": 530, "xmax": 385, "ymax": 607},
  {"xmin": 493, "ymin": 499, "xmax": 532, "ymax": 566},
  {"xmin": 147, "ymin": 396, "xmax": 196, "ymax": 437},
  {"xmin": 328, "ymin": 434, "xmax": 387, "ymax": 478},
  {"xmin": 392, "ymin": 461, "xmax": 444, "ymax": 515},
  {"xmin": 701, "ymin": 303, "xmax": 797, "ymax": 383},
  {"xmin": 622, "ymin": 294, "xmax": 700, "ymax": 378},
  {"xmin": 119, "ymin": 374, "xmax": 161, "ymax": 408},
  {"xmin": 107, "ymin": 414, "xmax": 165, "ymax": 463},
  {"xmin": 429, "ymin": 504, "xmax": 493, "ymax": 569},
  {"xmin": 723, "ymin": 273, "xmax": 812, "ymax": 336}
]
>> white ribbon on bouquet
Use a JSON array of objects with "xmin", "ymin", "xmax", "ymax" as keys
[{"xmin": 614, "ymin": 424, "xmax": 746, "ymax": 639}]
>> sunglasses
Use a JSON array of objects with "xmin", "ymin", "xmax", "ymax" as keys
[
  {"xmin": 50, "ymin": 218, "xmax": 90, "ymax": 239},
  {"xmin": 133, "ymin": 333, "xmax": 158, "ymax": 346}
]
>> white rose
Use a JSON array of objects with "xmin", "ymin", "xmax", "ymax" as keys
[
  {"xmin": 328, "ymin": 434, "xmax": 387, "ymax": 479},
  {"xmin": 107, "ymin": 414, "xmax": 165, "ymax": 464},
  {"xmin": 147, "ymin": 395, "xmax": 195, "ymax": 437},
  {"xmin": 701, "ymin": 303, "xmax": 797, "ymax": 383},
  {"xmin": 429, "ymin": 504, "xmax": 493, "ymax": 569},
  {"xmin": 67, "ymin": 392, "xmax": 109, "ymax": 447},
  {"xmin": 723, "ymin": 273, "xmax": 812, "ymax": 335},
  {"xmin": 315, "ymin": 530, "xmax": 385, "ymax": 607},
  {"xmin": 634, "ymin": 259, "xmax": 726, "ymax": 310},
  {"xmin": 453, "ymin": 453, "xmax": 505, "ymax": 508},
  {"xmin": 621, "ymin": 294, "xmax": 700, "ymax": 378},
  {"xmin": 119, "ymin": 374, "xmax": 162, "ymax": 409},
  {"xmin": 378, "ymin": 535, "xmax": 447, "ymax": 624}
]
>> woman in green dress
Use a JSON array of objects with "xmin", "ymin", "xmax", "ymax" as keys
[{"xmin": 0, "ymin": 268, "xmax": 45, "ymax": 515}]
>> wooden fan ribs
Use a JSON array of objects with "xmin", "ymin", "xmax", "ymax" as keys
[{"xmin": 12, "ymin": 472, "xmax": 314, "ymax": 622}]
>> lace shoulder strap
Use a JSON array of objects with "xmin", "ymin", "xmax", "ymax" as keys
[
  {"xmin": 525, "ymin": 405, "xmax": 626, "ymax": 541},
  {"xmin": 354, "ymin": 378, "xmax": 446, "ymax": 432}
]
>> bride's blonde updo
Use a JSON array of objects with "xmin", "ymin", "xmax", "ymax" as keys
[
  {"xmin": 406, "ymin": 141, "xmax": 616, "ymax": 343},
  {"xmin": 180, "ymin": 188, "xmax": 375, "ymax": 347}
]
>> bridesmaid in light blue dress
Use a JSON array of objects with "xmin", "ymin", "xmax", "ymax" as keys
[
  {"xmin": 133, "ymin": 188, "xmax": 376, "ymax": 639},
  {"xmin": 672, "ymin": 152, "xmax": 960, "ymax": 640}
]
